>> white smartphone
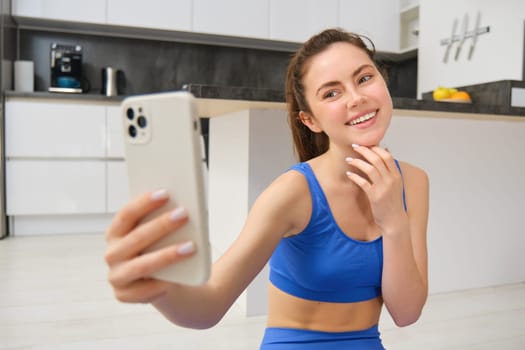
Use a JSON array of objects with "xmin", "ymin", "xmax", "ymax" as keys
[{"xmin": 121, "ymin": 91, "xmax": 210, "ymax": 285}]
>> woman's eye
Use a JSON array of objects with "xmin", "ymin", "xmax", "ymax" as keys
[
  {"xmin": 323, "ymin": 90, "xmax": 338, "ymax": 99},
  {"xmin": 358, "ymin": 74, "xmax": 373, "ymax": 84}
]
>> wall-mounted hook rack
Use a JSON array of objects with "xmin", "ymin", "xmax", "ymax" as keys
[{"xmin": 440, "ymin": 26, "xmax": 490, "ymax": 46}]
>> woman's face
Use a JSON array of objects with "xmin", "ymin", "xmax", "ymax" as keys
[{"xmin": 300, "ymin": 42, "xmax": 393, "ymax": 149}]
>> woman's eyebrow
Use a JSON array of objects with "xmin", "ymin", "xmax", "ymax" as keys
[
  {"xmin": 316, "ymin": 81, "xmax": 339, "ymax": 96},
  {"xmin": 352, "ymin": 64, "xmax": 375, "ymax": 78}
]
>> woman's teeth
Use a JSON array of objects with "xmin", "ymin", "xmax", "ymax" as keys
[{"xmin": 349, "ymin": 111, "xmax": 376, "ymax": 126}]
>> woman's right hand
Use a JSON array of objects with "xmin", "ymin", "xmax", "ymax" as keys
[{"xmin": 104, "ymin": 189, "xmax": 195, "ymax": 304}]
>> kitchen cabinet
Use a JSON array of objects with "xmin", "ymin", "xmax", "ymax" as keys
[
  {"xmin": 12, "ymin": 0, "xmax": 413, "ymax": 53},
  {"xmin": 12, "ymin": 0, "xmax": 106, "ymax": 24},
  {"xmin": 339, "ymin": 0, "xmax": 400, "ymax": 53},
  {"xmin": 106, "ymin": 105, "xmax": 125, "ymax": 158},
  {"xmin": 106, "ymin": 105, "xmax": 129, "ymax": 212},
  {"xmin": 192, "ymin": 0, "xmax": 270, "ymax": 39},
  {"xmin": 106, "ymin": 0, "xmax": 192, "ymax": 32},
  {"xmin": 417, "ymin": 0, "xmax": 524, "ymax": 97},
  {"xmin": 269, "ymin": 0, "xmax": 338, "ymax": 43},
  {"xmin": 107, "ymin": 161, "xmax": 129, "ymax": 213},
  {"xmin": 5, "ymin": 97, "xmax": 128, "ymax": 235},
  {"xmin": 399, "ymin": 1, "xmax": 419, "ymax": 51},
  {"xmin": 6, "ymin": 160, "xmax": 106, "ymax": 215},
  {"xmin": 5, "ymin": 100, "xmax": 106, "ymax": 158}
]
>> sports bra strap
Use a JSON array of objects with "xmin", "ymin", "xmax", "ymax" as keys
[{"xmin": 394, "ymin": 159, "xmax": 407, "ymax": 212}]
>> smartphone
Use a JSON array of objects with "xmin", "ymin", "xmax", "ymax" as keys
[{"xmin": 121, "ymin": 91, "xmax": 210, "ymax": 285}]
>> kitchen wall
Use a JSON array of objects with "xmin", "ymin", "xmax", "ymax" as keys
[
  {"xmin": 19, "ymin": 29, "xmax": 290, "ymax": 96},
  {"xmin": 17, "ymin": 28, "xmax": 417, "ymax": 98},
  {"xmin": 418, "ymin": 0, "xmax": 525, "ymax": 97}
]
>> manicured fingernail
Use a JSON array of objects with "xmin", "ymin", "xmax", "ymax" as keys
[
  {"xmin": 352, "ymin": 143, "xmax": 360, "ymax": 148},
  {"xmin": 151, "ymin": 189, "xmax": 169, "ymax": 201},
  {"xmin": 170, "ymin": 207, "xmax": 187, "ymax": 221},
  {"xmin": 346, "ymin": 171, "xmax": 353, "ymax": 176},
  {"xmin": 176, "ymin": 241, "xmax": 195, "ymax": 255},
  {"xmin": 345, "ymin": 157, "xmax": 353, "ymax": 162}
]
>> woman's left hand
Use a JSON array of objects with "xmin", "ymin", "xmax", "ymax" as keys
[{"xmin": 345, "ymin": 144, "xmax": 407, "ymax": 234}]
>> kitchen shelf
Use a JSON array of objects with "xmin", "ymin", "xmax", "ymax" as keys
[
  {"xmin": 400, "ymin": 4, "xmax": 419, "ymax": 51},
  {"xmin": 400, "ymin": 4, "xmax": 419, "ymax": 16}
]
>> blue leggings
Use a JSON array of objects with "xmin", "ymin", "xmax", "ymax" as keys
[{"xmin": 260, "ymin": 324, "xmax": 385, "ymax": 349}]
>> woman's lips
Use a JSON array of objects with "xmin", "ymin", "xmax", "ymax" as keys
[{"xmin": 347, "ymin": 110, "xmax": 377, "ymax": 126}]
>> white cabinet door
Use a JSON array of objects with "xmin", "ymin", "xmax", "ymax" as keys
[
  {"xmin": 193, "ymin": 0, "xmax": 270, "ymax": 39},
  {"xmin": 107, "ymin": 0, "xmax": 192, "ymax": 31},
  {"xmin": 12, "ymin": 0, "xmax": 106, "ymax": 24},
  {"xmin": 107, "ymin": 160, "xmax": 129, "ymax": 213},
  {"xmin": 5, "ymin": 100, "xmax": 106, "ymax": 158},
  {"xmin": 6, "ymin": 160, "xmax": 106, "ymax": 215},
  {"xmin": 269, "ymin": 0, "xmax": 338, "ymax": 42},
  {"xmin": 106, "ymin": 105, "xmax": 125, "ymax": 158},
  {"xmin": 339, "ymin": 0, "xmax": 400, "ymax": 53}
]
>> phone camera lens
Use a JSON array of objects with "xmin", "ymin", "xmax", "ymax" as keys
[
  {"xmin": 128, "ymin": 125, "xmax": 137, "ymax": 138},
  {"xmin": 137, "ymin": 115, "xmax": 147, "ymax": 128},
  {"xmin": 126, "ymin": 108, "xmax": 135, "ymax": 120}
]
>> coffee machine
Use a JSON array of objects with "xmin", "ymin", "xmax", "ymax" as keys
[{"xmin": 49, "ymin": 43, "xmax": 83, "ymax": 93}]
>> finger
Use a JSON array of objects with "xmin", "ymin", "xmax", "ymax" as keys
[
  {"xmin": 105, "ymin": 206, "xmax": 189, "ymax": 265},
  {"xmin": 351, "ymin": 144, "xmax": 388, "ymax": 175},
  {"xmin": 105, "ymin": 189, "xmax": 170, "ymax": 242},
  {"xmin": 113, "ymin": 278, "xmax": 172, "ymax": 303},
  {"xmin": 345, "ymin": 157, "xmax": 380, "ymax": 184},
  {"xmin": 108, "ymin": 240, "xmax": 196, "ymax": 287},
  {"xmin": 371, "ymin": 146, "xmax": 399, "ymax": 174},
  {"xmin": 346, "ymin": 170, "xmax": 372, "ymax": 193}
]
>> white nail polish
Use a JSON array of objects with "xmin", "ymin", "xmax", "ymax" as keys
[
  {"xmin": 345, "ymin": 157, "xmax": 353, "ymax": 162},
  {"xmin": 352, "ymin": 143, "xmax": 360, "ymax": 148},
  {"xmin": 170, "ymin": 207, "xmax": 187, "ymax": 221},
  {"xmin": 151, "ymin": 189, "xmax": 169, "ymax": 201},
  {"xmin": 346, "ymin": 171, "xmax": 353, "ymax": 176},
  {"xmin": 177, "ymin": 241, "xmax": 195, "ymax": 255}
]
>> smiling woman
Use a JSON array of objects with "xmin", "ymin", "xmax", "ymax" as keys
[{"xmin": 104, "ymin": 28, "xmax": 429, "ymax": 350}]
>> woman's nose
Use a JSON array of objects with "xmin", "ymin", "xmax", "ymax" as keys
[{"xmin": 346, "ymin": 90, "xmax": 366, "ymax": 109}]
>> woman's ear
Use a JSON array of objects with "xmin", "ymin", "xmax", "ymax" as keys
[{"xmin": 299, "ymin": 111, "xmax": 323, "ymax": 133}]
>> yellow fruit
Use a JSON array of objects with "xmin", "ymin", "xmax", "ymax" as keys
[
  {"xmin": 450, "ymin": 91, "xmax": 471, "ymax": 101},
  {"xmin": 433, "ymin": 87, "xmax": 451, "ymax": 100},
  {"xmin": 448, "ymin": 88, "xmax": 458, "ymax": 95}
]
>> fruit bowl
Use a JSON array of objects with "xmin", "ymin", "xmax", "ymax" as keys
[
  {"xmin": 432, "ymin": 87, "xmax": 472, "ymax": 103},
  {"xmin": 436, "ymin": 98, "xmax": 472, "ymax": 103}
]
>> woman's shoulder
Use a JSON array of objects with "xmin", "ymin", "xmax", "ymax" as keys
[
  {"xmin": 248, "ymin": 163, "xmax": 312, "ymax": 237},
  {"xmin": 266, "ymin": 163, "xmax": 311, "ymax": 199},
  {"xmin": 396, "ymin": 160, "xmax": 429, "ymax": 208},
  {"xmin": 397, "ymin": 160, "xmax": 429, "ymax": 186}
]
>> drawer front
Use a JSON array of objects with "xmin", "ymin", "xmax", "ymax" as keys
[
  {"xmin": 5, "ymin": 100, "xmax": 106, "ymax": 158},
  {"xmin": 6, "ymin": 160, "xmax": 106, "ymax": 215},
  {"xmin": 106, "ymin": 105, "xmax": 125, "ymax": 158},
  {"xmin": 107, "ymin": 160, "xmax": 129, "ymax": 213}
]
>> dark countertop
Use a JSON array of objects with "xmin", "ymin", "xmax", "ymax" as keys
[
  {"xmin": 6, "ymin": 81, "xmax": 525, "ymax": 117},
  {"xmin": 181, "ymin": 83, "xmax": 525, "ymax": 117},
  {"xmin": 5, "ymin": 90, "xmax": 124, "ymax": 102}
]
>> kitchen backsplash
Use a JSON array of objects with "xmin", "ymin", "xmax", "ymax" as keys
[{"xmin": 19, "ymin": 29, "xmax": 417, "ymax": 98}]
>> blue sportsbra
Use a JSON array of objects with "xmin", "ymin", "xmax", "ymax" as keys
[{"xmin": 269, "ymin": 161, "xmax": 406, "ymax": 303}]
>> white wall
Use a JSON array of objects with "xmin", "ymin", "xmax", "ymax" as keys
[
  {"xmin": 384, "ymin": 111, "xmax": 525, "ymax": 294},
  {"xmin": 418, "ymin": 0, "xmax": 525, "ymax": 97}
]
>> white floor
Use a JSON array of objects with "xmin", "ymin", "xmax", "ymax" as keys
[{"xmin": 0, "ymin": 233, "xmax": 524, "ymax": 350}]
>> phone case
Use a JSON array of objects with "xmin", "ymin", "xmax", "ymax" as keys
[{"xmin": 121, "ymin": 91, "xmax": 210, "ymax": 285}]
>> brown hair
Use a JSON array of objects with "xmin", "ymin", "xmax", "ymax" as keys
[{"xmin": 286, "ymin": 28, "xmax": 381, "ymax": 162}]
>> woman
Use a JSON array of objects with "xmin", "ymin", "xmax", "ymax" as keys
[{"xmin": 105, "ymin": 28, "xmax": 429, "ymax": 349}]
